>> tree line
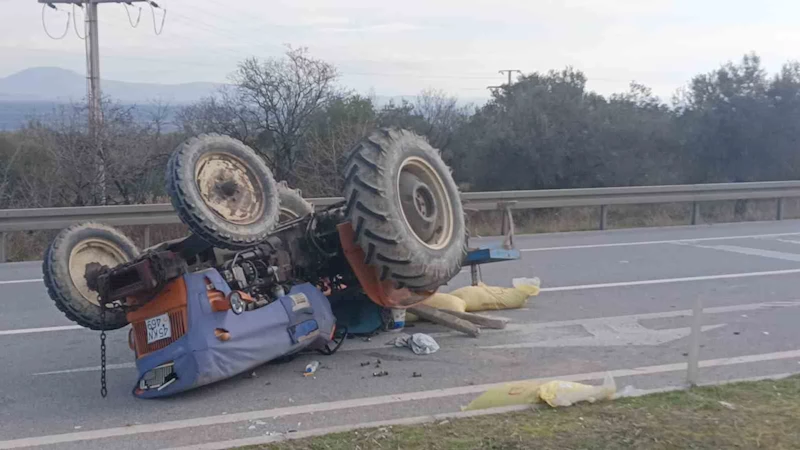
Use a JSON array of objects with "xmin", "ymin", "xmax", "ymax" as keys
[{"xmin": 2, "ymin": 48, "xmax": 799, "ymax": 210}]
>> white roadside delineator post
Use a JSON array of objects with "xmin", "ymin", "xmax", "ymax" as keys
[{"xmin": 686, "ymin": 296, "xmax": 704, "ymax": 387}]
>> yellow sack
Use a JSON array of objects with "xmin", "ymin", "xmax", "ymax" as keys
[
  {"xmin": 405, "ymin": 312, "xmax": 419, "ymax": 323},
  {"xmin": 421, "ymin": 292, "xmax": 467, "ymax": 313},
  {"xmin": 449, "ymin": 278, "xmax": 541, "ymax": 312},
  {"xmin": 463, "ymin": 381, "xmax": 543, "ymax": 411},
  {"xmin": 537, "ymin": 374, "xmax": 616, "ymax": 407}
]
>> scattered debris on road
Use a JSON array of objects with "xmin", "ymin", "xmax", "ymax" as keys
[
  {"xmin": 413, "ymin": 372, "xmax": 422, "ymax": 378},
  {"xmin": 373, "ymin": 371, "xmax": 389, "ymax": 377},
  {"xmin": 393, "ymin": 333, "xmax": 440, "ymax": 355},
  {"xmin": 304, "ymin": 361, "xmax": 320, "ymax": 377}
]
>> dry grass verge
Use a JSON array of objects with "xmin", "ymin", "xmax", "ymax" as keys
[{"xmin": 249, "ymin": 375, "xmax": 800, "ymax": 450}]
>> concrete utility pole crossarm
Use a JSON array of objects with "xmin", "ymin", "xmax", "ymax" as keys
[{"xmin": 498, "ymin": 69, "xmax": 522, "ymax": 86}]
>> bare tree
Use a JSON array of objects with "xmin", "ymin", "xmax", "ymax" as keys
[
  {"xmin": 294, "ymin": 95, "xmax": 377, "ymax": 196},
  {"xmin": 13, "ymin": 100, "xmax": 175, "ymax": 207},
  {"xmin": 232, "ymin": 46, "xmax": 340, "ymax": 181},
  {"xmin": 414, "ymin": 88, "xmax": 471, "ymax": 151},
  {"xmin": 176, "ymin": 86, "xmax": 260, "ymax": 146}
]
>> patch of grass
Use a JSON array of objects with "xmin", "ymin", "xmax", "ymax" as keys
[{"xmin": 249, "ymin": 376, "xmax": 800, "ymax": 450}]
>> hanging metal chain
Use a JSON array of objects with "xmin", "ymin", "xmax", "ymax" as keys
[{"xmin": 100, "ymin": 305, "xmax": 107, "ymax": 398}]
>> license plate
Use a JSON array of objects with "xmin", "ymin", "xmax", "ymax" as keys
[{"xmin": 145, "ymin": 313, "xmax": 172, "ymax": 344}]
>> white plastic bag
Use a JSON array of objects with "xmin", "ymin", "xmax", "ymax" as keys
[{"xmin": 537, "ymin": 373, "xmax": 616, "ymax": 407}]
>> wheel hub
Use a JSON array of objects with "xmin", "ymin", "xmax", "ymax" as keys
[
  {"xmin": 195, "ymin": 153, "xmax": 265, "ymax": 225},
  {"xmin": 397, "ymin": 157, "xmax": 454, "ymax": 250},
  {"xmin": 68, "ymin": 239, "xmax": 129, "ymax": 306}
]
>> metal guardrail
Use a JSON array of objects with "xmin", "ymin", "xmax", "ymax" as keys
[{"xmin": 2, "ymin": 180, "xmax": 800, "ymax": 262}]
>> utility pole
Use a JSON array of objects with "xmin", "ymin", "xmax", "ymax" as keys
[
  {"xmin": 39, "ymin": 0, "xmax": 156, "ymax": 203},
  {"xmin": 498, "ymin": 69, "xmax": 522, "ymax": 86},
  {"xmin": 85, "ymin": 0, "xmax": 104, "ymax": 200}
]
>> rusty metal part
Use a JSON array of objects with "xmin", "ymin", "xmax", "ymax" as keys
[
  {"xmin": 127, "ymin": 277, "xmax": 189, "ymax": 357},
  {"xmin": 337, "ymin": 222, "xmax": 434, "ymax": 308},
  {"xmin": 95, "ymin": 251, "xmax": 188, "ymax": 308},
  {"xmin": 194, "ymin": 152, "xmax": 265, "ymax": 225}
]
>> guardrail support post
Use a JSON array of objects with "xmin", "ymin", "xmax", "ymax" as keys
[
  {"xmin": 686, "ymin": 296, "xmax": 703, "ymax": 387},
  {"xmin": 777, "ymin": 198, "xmax": 785, "ymax": 221},
  {"xmin": 144, "ymin": 225, "xmax": 151, "ymax": 249},
  {"xmin": 691, "ymin": 202, "xmax": 701, "ymax": 225},
  {"xmin": 599, "ymin": 205, "xmax": 608, "ymax": 230},
  {"xmin": 0, "ymin": 232, "xmax": 5, "ymax": 263}
]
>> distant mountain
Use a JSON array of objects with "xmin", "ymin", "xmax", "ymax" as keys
[
  {"xmin": 0, "ymin": 67, "xmax": 486, "ymax": 130},
  {"xmin": 0, "ymin": 67, "xmax": 220, "ymax": 104}
]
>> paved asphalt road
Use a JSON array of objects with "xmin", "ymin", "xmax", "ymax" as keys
[{"xmin": 3, "ymin": 220, "xmax": 800, "ymax": 449}]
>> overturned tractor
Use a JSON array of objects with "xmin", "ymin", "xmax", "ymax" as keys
[{"xmin": 42, "ymin": 128, "xmax": 470, "ymax": 397}]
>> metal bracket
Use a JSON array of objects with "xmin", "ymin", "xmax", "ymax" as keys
[{"xmin": 498, "ymin": 201, "xmax": 516, "ymax": 250}]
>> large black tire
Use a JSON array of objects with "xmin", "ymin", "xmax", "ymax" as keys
[
  {"xmin": 342, "ymin": 128, "xmax": 467, "ymax": 291},
  {"xmin": 277, "ymin": 181, "xmax": 314, "ymax": 222},
  {"xmin": 166, "ymin": 134, "xmax": 280, "ymax": 250},
  {"xmin": 42, "ymin": 223, "xmax": 139, "ymax": 330}
]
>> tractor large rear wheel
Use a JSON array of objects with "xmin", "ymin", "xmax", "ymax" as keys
[{"xmin": 342, "ymin": 128, "xmax": 467, "ymax": 291}]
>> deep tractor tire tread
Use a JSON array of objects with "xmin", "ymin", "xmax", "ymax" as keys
[
  {"xmin": 166, "ymin": 133, "xmax": 280, "ymax": 250},
  {"xmin": 343, "ymin": 128, "xmax": 467, "ymax": 291},
  {"xmin": 42, "ymin": 222, "xmax": 139, "ymax": 331},
  {"xmin": 277, "ymin": 180, "xmax": 314, "ymax": 220}
]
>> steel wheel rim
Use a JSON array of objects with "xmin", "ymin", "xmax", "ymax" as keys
[
  {"xmin": 279, "ymin": 208, "xmax": 300, "ymax": 223},
  {"xmin": 195, "ymin": 152, "xmax": 265, "ymax": 226},
  {"xmin": 396, "ymin": 156, "xmax": 455, "ymax": 250},
  {"xmin": 68, "ymin": 239, "xmax": 129, "ymax": 306}
]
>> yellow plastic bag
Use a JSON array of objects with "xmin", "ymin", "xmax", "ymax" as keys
[
  {"xmin": 449, "ymin": 278, "xmax": 540, "ymax": 312},
  {"xmin": 537, "ymin": 374, "xmax": 616, "ymax": 407},
  {"xmin": 421, "ymin": 292, "xmax": 467, "ymax": 313},
  {"xmin": 463, "ymin": 381, "xmax": 543, "ymax": 411}
]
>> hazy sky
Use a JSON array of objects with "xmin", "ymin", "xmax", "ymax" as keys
[{"xmin": 2, "ymin": 0, "xmax": 799, "ymax": 100}]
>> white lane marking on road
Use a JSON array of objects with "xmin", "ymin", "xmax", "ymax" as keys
[
  {"xmin": 539, "ymin": 268, "xmax": 800, "ymax": 292},
  {"xmin": 0, "ymin": 325, "xmax": 83, "ymax": 336},
  {"xmin": 165, "ymin": 372, "xmax": 797, "ymax": 450},
  {"xmin": 166, "ymin": 405, "xmax": 536, "ymax": 450},
  {"xmin": 481, "ymin": 324, "xmax": 726, "ymax": 349},
  {"xmin": 519, "ymin": 231, "xmax": 800, "ymax": 252},
  {"xmin": 0, "ymin": 278, "xmax": 43, "ymax": 285},
  {"xmin": 341, "ymin": 300, "xmax": 800, "ymax": 352},
  {"xmin": 773, "ymin": 238, "xmax": 800, "ymax": 245},
  {"xmin": 685, "ymin": 243, "xmax": 800, "ymax": 263},
  {"xmin": 34, "ymin": 363, "xmax": 135, "ymax": 376},
  {"xmin": 4, "ymin": 348, "xmax": 800, "ymax": 449}
]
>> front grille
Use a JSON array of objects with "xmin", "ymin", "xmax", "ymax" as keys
[
  {"xmin": 139, "ymin": 362, "xmax": 176, "ymax": 391},
  {"xmin": 132, "ymin": 308, "xmax": 188, "ymax": 356}
]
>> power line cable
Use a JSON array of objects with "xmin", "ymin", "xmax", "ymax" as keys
[
  {"xmin": 123, "ymin": 2, "xmax": 142, "ymax": 28},
  {"xmin": 41, "ymin": 3, "xmax": 70, "ymax": 40},
  {"xmin": 72, "ymin": 3, "xmax": 86, "ymax": 40},
  {"xmin": 148, "ymin": 1, "xmax": 167, "ymax": 35}
]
